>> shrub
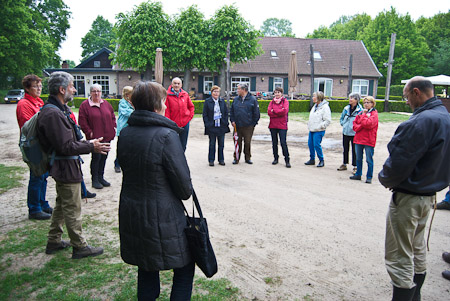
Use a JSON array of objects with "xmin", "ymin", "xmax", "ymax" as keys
[{"xmin": 377, "ymin": 85, "xmax": 404, "ymax": 97}]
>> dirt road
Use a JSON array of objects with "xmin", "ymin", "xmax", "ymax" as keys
[{"xmin": 1, "ymin": 103, "xmax": 449, "ymax": 300}]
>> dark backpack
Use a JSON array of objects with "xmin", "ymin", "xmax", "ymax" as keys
[{"xmin": 19, "ymin": 104, "xmax": 78, "ymax": 176}]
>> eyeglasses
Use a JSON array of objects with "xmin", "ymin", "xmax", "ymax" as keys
[
  {"xmin": 402, "ymin": 90, "xmax": 410, "ymax": 101},
  {"xmin": 31, "ymin": 85, "xmax": 42, "ymax": 89},
  {"xmin": 91, "ymin": 90, "xmax": 101, "ymax": 93}
]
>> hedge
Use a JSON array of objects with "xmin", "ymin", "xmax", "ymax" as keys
[
  {"xmin": 377, "ymin": 85, "xmax": 404, "ymax": 97},
  {"xmin": 45, "ymin": 97, "xmax": 412, "ymax": 113}
]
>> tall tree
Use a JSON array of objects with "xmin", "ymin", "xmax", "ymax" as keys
[
  {"xmin": 360, "ymin": 7, "xmax": 430, "ymax": 85},
  {"xmin": 80, "ymin": 16, "xmax": 114, "ymax": 61},
  {"xmin": 260, "ymin": 18, "xmax": 295, "ymax": 37},
  {"xmin": 307, "ymin": 14, "xmax": 372, "ymax": 40},
  {"xmin": 112, "ymin": 1, "xmax": 171, "ymax": 80},
  {"xmin": 206, "ymin": 4, "xmax": 262, "ymax": 91},
  {"xmin": 416, "ymin": 10, "xmax": 450, "ymax": 53},
  {"xmin": 171, "ymin": 5, "xmax": 207, "ymax": 90},
  {"xmin": 425, "ymin": 39, "xmax": 450, "ymax": 75},
  {"xmin": 0, "ymin": 0, "xmax": 71, "ymax": 88}
]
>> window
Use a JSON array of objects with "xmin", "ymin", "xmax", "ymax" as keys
[
  {"xmin": 231, "ymin": 77, "xmax": 250, "ymax": 92},
  {"xmin": 270, "ymin": 50, "xmax": 278, "ymax": 57},
  {"xmin": 352, "ymin": 79, "xmax": 369, "ymax": 96},
  {"xmin": 314, "ymin": 78, "xmax": 333, "ymax": 97},
  {"xmin": 204, "ymin": 76, "xmax": 214, "ymax": 94},
  {"xmin": 73, "ymin": 75, "xmax": 85, "ymax": 96},
  {"xmin": 93, "ymin": 75, "xmax": 109, "ymax": 96},
  {"xmin": 94, "ymin": 61, "xmax": 100, "ymax": 68},
  {"xmin": 273, "ymin": 77, "xmax": 283, "ymax": 91},
  {"xmin": 313, "ymin": 51, "xmax": 322, "ymax": 61}
]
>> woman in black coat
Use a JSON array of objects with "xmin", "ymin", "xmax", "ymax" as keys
[
  {"xmin": 118, "ymin": 81, "xmax": 194, "ymax": 300},
  {"xmin": 202, "ymin": 85, "xmax": 230, "ymax": 166}
]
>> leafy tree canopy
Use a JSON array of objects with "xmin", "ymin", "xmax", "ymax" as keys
[
  {"xmin": 260, "ymin": 18, "xmax": 295, "ymax": 37},
  {"xmin": 81, "ymin": 15, "xmax": 114, "ymax": 61},
  {"xmin": 416, "ymin": 10, "xmax": 450, "ymax": 54},
  {"xmin": 306, "ymin": 13, "xmax": 371, "ymax": 40},
  {"xmin": 0, "ymin": 0, "xmax": 70, "ymax": 88},
  {"xmin": 425, "ymin": 39, "xmax": 450, "ymax": 76}
]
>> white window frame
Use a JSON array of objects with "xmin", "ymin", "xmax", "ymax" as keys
[
  {"xmin": 314, "ymin": 78, "xmax": 333, "ymax": 97},
  {"xmin": 352, "ymin": 79, "xmax": 369, "ymax": 96},
  {"xmin": 73, "ymin": 75, "xmax": 85, "ymax": 96},
  {"xmin": 273, "ymin": 77, "xmax": 283, "ymax": 91},
  {"xmin": 204, "ymin": 76, "xmax": 214, "ymax": 94},
  {"xmin": 93, "ymin": 75, "xmax": 110, "ymax": 96},
  {"xmin": 313, "ymin": 51, "xmax": 322, "ymax": 61},
  {"xmin": 231, "ymin": 76, "xmax": 250, "ymax": 92},
  {"xmin": 94, "ymin": 61, "xmax": 101, "ymax": 68},
  {"xmin": 270, "ymin": 50, "xmax": 278, "ymax": 57}
]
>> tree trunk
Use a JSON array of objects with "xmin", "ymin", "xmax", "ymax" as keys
[
  {"xmin": 219, "ymin": 63, "xmax": 226, "ymax": 98},
  {"xmin": 183, "ymin": 69, "xmax": 191, "ymax": 92},
  {"xmin": 143, "ymin": 64, "xmax": 152, "ymax": 81}
]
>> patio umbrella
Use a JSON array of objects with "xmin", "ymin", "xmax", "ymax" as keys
[
  {"xmin": 288, "ymin": 50, "xmax": 298, "ymax": 99},
  {"xmin": 155, "ymin": 48, "xmax": 163, "ymax": 84}
]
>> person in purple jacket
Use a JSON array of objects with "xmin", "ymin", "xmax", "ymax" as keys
[
  {"xmin": 79, "ymin": 84, "xmax": 116, "ymax": 189},
  {"xmin": 268, "ymin": 87, "xmax": 290, "ymax": 168}
]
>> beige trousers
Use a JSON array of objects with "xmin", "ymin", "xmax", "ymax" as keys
[
  {"xmin": 47, "ymin": 182, "xmax": 87, "ymax": 249},
  {"xmin": 385, "ymin": 191, "xmax": 433, "ymax": 289}
]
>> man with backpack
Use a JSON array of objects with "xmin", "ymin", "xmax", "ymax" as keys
[{"xmin": 37, "ymin": 71, "xmax": 110, "ymax": 259}]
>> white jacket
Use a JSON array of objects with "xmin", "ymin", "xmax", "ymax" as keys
[{"xmin": 308, "ymin": 100, "xmax": 332, "ymax": 132}]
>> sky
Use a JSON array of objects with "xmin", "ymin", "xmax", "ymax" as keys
[{"xmin": 59, "ymin": 0, "xmax": 448, "ymax": 64}]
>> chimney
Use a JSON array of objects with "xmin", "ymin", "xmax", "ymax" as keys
[{"xmin": 62, "ymin": 60, "xmax": 69, "ymax": 69}]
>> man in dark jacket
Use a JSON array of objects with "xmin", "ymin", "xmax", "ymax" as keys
[
  {"xmin": 230, "ymin": 84, "xmax": 260, "ymax": 164},
  {"xmin": 379, "ymin": 76, "xmax": 450, "ymax": 300},
  {"xmin": 37, "ymin": 71, "xmax": 111, "ymax": 259}
]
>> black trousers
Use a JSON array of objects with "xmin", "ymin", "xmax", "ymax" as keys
[{"xmin": 343, "ymin": 134, "xmax": 356, "ymax": 166}]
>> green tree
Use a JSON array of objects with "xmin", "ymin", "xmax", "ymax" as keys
[
  {"xmin": 359, "ymin": 7, "xmax": 430, "ymax": 85},
  {"xmin": 171, "ymin": 5, "xmax": 207, "ymax": 90},
  {"xmin": 112, "ymin": 1, "xmax": 171, "ymax": 80},
  {"xmin": 206, "ymin": 5, "xmax": 262, "ymax": 90},
  {"xmin": 260, "ymin": 18, "xmax": 295, "ymax": 37},
  {"xmin": 0, "ymin": 0, "xmax": 70, "ymax": 88},
  {"xmin": 425, "ymin": 39, "xmax": 450, "ymax": 75},
  {"xmin": 80, "ymin": 15, "xmax": 115, "ymax": 61},
  {"xmin": 416, "ymin": 10, "xmax": 450, "ymax": 53},
  {"xmin": 66, "ymin": 59, "xmax": 76, "ymax": 68},
  {"xmin": 306, "ymin": 14, "xmax": 372, "ymax": 40}
]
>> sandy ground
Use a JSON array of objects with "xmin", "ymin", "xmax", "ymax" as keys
[{"xmin": 0, "ymin": 103, "xmax": 449, "ymax": 300}]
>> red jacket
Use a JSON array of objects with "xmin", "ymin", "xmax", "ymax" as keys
[
  {"xmin": 16, "ymin": 93, "xmax": 44, "ymax": 129},
  {"xmin": 353, "ymin": 109, "xmax": 378, "ymax": 147},
  {"xmin": 268, "ymin": 97, "xmax": 289, "ymax": 130},
  {"xmin": 165, "ymin": 86, "xmax": 194, "ymax": 128},
  {"xmin": 78, "ymin": 99, "xmax": 116, "ymax": 142}
]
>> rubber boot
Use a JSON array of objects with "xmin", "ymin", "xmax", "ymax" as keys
[
  {"xmin": 392, "ymin": 285, "xmax": 416, "ymax": 301},
  {"xmin": 412, "ymin": 273, "xmax": 426, "ymax": 301},
  {"xmin": 92, "ymin": 175, "xmax": 103, "ymax": 189}
]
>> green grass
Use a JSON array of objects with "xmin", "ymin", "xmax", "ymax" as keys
[
  {"xmin": 0, "ymin": 218, "xmax": 241, "ymax": 300},
  {"xmin": 0, "ymin": 164, "xmax": 26, "ymax": 194}
]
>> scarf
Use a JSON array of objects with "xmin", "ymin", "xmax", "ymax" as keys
[
  {"xmin": 171, "ymin": 87, "xmax": 180, "ymax": 97},
  {"xmin": 273, "ymin": 96, "xmax": 283, "ymax": 104},
  {"xmin": 213, "ymin": 98, "xmax": 221, "ymax": 127}
]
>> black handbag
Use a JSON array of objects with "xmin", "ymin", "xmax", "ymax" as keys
[{"xmin": 183, "ymin": 189, "xmax": 218, "ymax": 278}]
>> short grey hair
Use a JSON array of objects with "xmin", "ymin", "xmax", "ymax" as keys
[
  {"xmin": 238, "ymin": 84, "xmax": 248, "ymax": 92},
  {"xmin": 172, "ymin": 77, "xmax": 182, "ymax": 84},
  {"xmin": 348, "ymin": 92, "xmax": 361, "ymax": 101},
  {"xmin": 48, "ymin": 71, "xmax": 73, "ymax": 96},
  {"xmin": 90, "ymin": 84, "xmax": 102, "ymax": 92}
]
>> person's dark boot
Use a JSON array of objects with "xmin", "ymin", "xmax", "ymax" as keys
[
  {"xmin": 392, "ymin": 285, "xmax": 416, "ymax": 301},
  {"xmin": 46, "ymin": 240, "xmax": 71, "ymax": 254},
  {"xmin": 99, "ymin": 177, "xmax": 111, "ymax": 187},
  {"xmin": 285, "ymin": 158, "xmax": 291, "ymax": 168},
  {"xmin": 272, "ymin": 158, "xmax": 278, "ymax": 165},
  {"xmin": 85, "ymin": 190, "xmax": 96, "ymax": 198},
  {"xmin": 317, "ymin": 160, "xmax": 324, "ymax": 167},
  {"xmin": 92, "ymin": 176, "xmax": 103, "ymax": 189},
  {"xmin": 304, "ymin": 159, "xmax": 315, "ymax": 165},
  {"xmin": 72, "ymin": 245, "xmax": 104, "ymax": 259},
  {"xmin": 412, "ymin": 273, "xmax": 426, "ymax": 301},
  {"xmin": 350, "ymin": 175, "xmax": 361, "ymax": 180},
  {"xmin": 29, "ymin": 211, "xmax": 51, "ymax": 220}
]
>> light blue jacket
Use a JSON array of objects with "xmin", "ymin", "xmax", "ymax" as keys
[
  {"xmin": 340, "ymin": 103, "xmax": 363, "ymax": 136},
  {"xmin": 116, "ymin": 98, "xmax": 134, "ymax": 136}
]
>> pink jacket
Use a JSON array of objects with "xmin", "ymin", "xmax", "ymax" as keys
[
  {"xmin": 268, "ymin": 97, "xmax": 289, "ymax": 130},
  {"xmin": 165, "ymin": 86, "xmax": 195, "ymax": 128},
  {"xmin": 353, "ymin": 109, "xmax": 378, "ymax": 147}
]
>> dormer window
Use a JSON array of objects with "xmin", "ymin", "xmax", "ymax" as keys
[
  {"xmin": 270, "ymin": 50, "xmax": 278, "ymax": 58},
  {"xmin": 313, "ymin": 51, "xmax": 322, "ymax": 61},
  {"xmin": 94, "ymin": 61, "xmax": 100, "ymax": 67}
]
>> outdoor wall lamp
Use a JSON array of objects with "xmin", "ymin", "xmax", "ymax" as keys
[
  {"xmin": 261, "ymin": 77, "xmax": 265, "ymax": 82},
  {"xmin": 128, "ymin": 75, "xmax": 132, "ymax": 80},
  {"xmin": 192, "ymin": 75, "xmax": 196, "ymax": 80},
  {"xmin": 87, "ymin": 79, "xmax": 90, "ymax": 84},
  {"xmin": 299, "ymin": 78, "xmax": 303, "ymax": 83},
  {"xmin": 114, "ymin": 78, "xmax": 117, "ymax": 84},
  {"xmin": 169, "ymin": 75, "xmax": 173, "ymax": 79},
  {"xmin": 340, "ymin": 79, "xmax": 344, "ymax": 84}
]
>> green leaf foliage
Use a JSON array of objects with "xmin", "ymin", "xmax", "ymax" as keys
[
  {"xmin": 307, "ymin": 14, "xmax": 371, "ymax": 40},
  {"xmin": 80, "ymin": 15, "xmax": 115, "ymax": 61},
  {"xmin": 0, "ymin": 0, "xmax": 70, "ymax": 88},
  {"xmin": 112, "ymin": 1, "xmax": 171, "ymax": 74},
  {"xmin": 416, "ymin": 10, "xmax": 450, "ymax": 53},
  {"xmin": 260, "ymin": 18, "xmax": 296, "ymax": 37},
  {"xmin": 425, "ymin": 39, "xmax": 450, "ymax": 76}
]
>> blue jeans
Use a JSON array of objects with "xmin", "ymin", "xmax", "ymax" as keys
[
  {"xmin": 179, "ymin": 122, "xmax": 190, "ymax": 152},
  {"xmin": 27, "ymin": 171, "xmax": 50, "ymax": 214},
  {"xmin": 270, "ymin": 128, "xmax": 289, "ymax": 161},
  {"xmin": 355, "ymin": 144, "xmax": 374, "ymax": 179},
  {"xmin": 208, "ymin": 134, "xmax": 225, "ymax": 163},
  {"xmin": 137, "ymin": 261, "xmax": 195, "ymax": 300},
  {"xmin": 308, "ymin": 131, "xmax": 325, "ymax": 161},
  {"xmin": 443, "ymin": 188, "xmax": 450, "ymax": 203}
]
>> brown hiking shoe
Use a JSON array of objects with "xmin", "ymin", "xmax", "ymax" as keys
[
  {"xmin": 337, "ymin": 164, "xmax": 347, "ymax": 171},
  {"xmin": 72, "ymin": 245, "xmax": 104, "ymax": 259},
  {"xmin": 45, "ymin": 240, "xmax": 71, "ymax": 254}
]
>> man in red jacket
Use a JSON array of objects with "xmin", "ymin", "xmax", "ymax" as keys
[
  {"xmin": 16, "ymin": 74, "xmax": 52, "ymax": 220},
  {"xmin": 165, "ymin": 77, "xmax": 195, "ymax": 151}
]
